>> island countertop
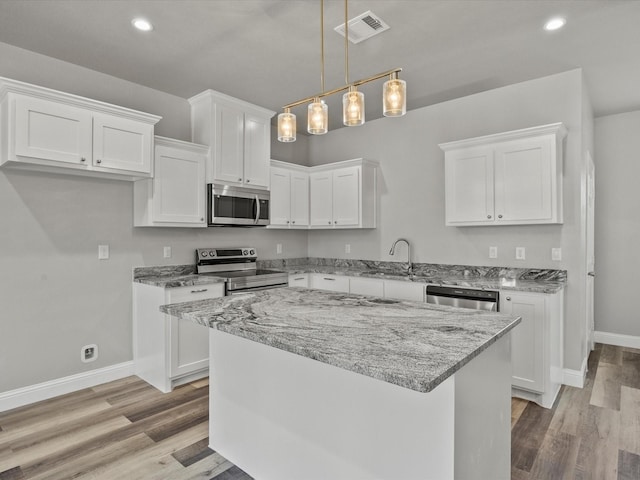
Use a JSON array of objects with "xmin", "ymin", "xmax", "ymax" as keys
[{"xmin": 160, "ymin": 287, "xmax": 520, "ymax": 393}]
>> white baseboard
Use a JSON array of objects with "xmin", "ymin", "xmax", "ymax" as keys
[
  {"xmin": 594, "ymin": 331, "xmax": 640, "ymax": 349},
  {"xmin": 562, "ymin": 355, "xmax": 588, "ymax": 388},
  {"xmin": 0, "ymin": 361, "xmax": 135, "ymax": 413}
]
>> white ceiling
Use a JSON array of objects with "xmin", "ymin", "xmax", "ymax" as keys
[{"xmin": 0, "ymin": 0, "xmax": 638, "ymax": 132}]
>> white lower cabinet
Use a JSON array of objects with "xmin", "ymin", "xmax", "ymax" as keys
[
  {"xmin": 309, "ymin": 274, "xmax": 350, "ymax": 293},
  {"xmin": 383, "ymin": 280, "xmax": 425, "ymax": 302},
  {"xmin": 133, "ymin": 282, "xmax": 224, "ymax": 393},
  {"xmin": 288, "ymin": 273, "xmax": 309, "ymax": 287},
  {"xmin": 134, "ymin": 136, "xmax": 208, "ymax": 227},
  {"xmin": 349, "ymin": 277, "xmax": 385, "ymax": 297},
  {"xmin": 500, "ymin": 289, "xmax": 564, "ymax": 408}
]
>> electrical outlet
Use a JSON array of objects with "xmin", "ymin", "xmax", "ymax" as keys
[
  {"xmin": 552, "ymin": 248, "xmax": 562, "ymax": 261},
  {"xmin": 515, "ymin": 247, "xmax": 526, "ymax": 260},
  {"xmin": 98, "ymin": 244, "xmax": 109, "ymax": 260},
  {"xmin": 489, "ymin": 246, "xmax": 498, "ymax": 259},
  {"xmin": 81, "ymin": 344, "xmax": 98, "ymax": 363},
  {"xmin": 345, "ymin": 244, "xmax": 351, "ymax": 254},
  {"xmin": 276, "ymin": 243, "xmax": 283, "ymax": 254},
  {"xmin": 163, "ymin": 246, "xmax": 172, "ymax": 258}
]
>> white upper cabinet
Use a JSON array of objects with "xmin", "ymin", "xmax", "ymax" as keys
[
  {"xmin": 0, "ymin": 77, "xmax": 160, "ymax": 180},
  {"xmin": 440, "ymin": 123, "xmax": 567, "ymax": 226},
  {"xmin": 134, "ymin": 136, "xmax": 208, "ymax": 227},
  {"xmin": 189, "ymin": 89, "xmax": 275, "ymax": 189},
  {"xmin": 270, "ymin": 161, "xmax": 309, "ymax": 228},
  {"xmin": 309, "ymin": 159, "xmax": 377, "ymax": 229},
  {"xmin": 271, "ymin": 158, "xmax": 377, "ymax": 230}
]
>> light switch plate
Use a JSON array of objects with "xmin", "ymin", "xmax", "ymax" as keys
[
  {"xmin": 98, "ymin": 244, "xmax": 109, "ymax": 260},
  {"xmin": 489, "ymin": 246, "xmax": 498, "ymax": 259},
  {"xmin": 276, "ymin": 243, "xmax": 283, "ymax": 254},
  {"xmin": 515, "ymin": 247, "xmax": 526, "ymax": 260},
  {"xmin": 552, "ymin": 248, "xmax": 562, "ymax": 261},
  {"xmin": 163, "ymin": 246, "xmax": 172, "ymax": 258},
  {"xmin": 345, "ymin": 244, "xmax": 351, "ymax": 254}
]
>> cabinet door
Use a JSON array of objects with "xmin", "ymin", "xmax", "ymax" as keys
[
  {"xmin": 310, "ymin": 274, "xmax": 350, "ymax": 292},
  {"xmin": 350, "ymin": 277, "xmax": 384, "ymax": 297},
  {"xmin": 151, "ymin": 144, "xmax": 206, "ymax": 225},
  {"xmin": 444, "ymin": 147, "xmax": 494, "ymax": 225},
  {"xmin": 290, "ymin": 170, "xmax": 310, "ymax": 227},
  {"xmin": 310, "ymin": 171, "xmax": 334, "ymax": 226},
  {"xmin": 167, "ymin": 284, "xmax": 224, "ymax": 378},
  {"xmin": 494, "ymin": 137, "xmax": 553, "ymax": 223},
  {"xmin": 501, "ymin": 292, "xmax": 545, "ymax": 393},
  {"xmin": 288, "ymin": 274, "xmax": 309, "ymax": 287},
  {"xmin": 270, "ymin": 167, "xmax": 291, "ymax": 226},
  {"xmin": 13, "ymin": 94, "xmax": 92, "ymax": 165},
  {"xmin": 93, "ymin": 113, "xmax": 153, "ymax": 173},
  {"xmin": 243, "ymin": 114, "xmax": 271, "ymax": 188},
  {"xmin": 384, "ymin": 280, "xmax": 425, "ymax": 302},
  {"xmin": 332, "ymin": 166, "xmax": 360, "ymax": 227},
  {"xmin": 213, "ymin": 103, "xmax": 244, "ymax": 184}
]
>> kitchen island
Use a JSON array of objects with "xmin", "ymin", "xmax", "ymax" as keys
[{"xmin": 161, "ymin": 287, "xmax": 521, "ymax": 480}]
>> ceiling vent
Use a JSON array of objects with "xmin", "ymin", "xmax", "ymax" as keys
[{"xmin": 334, "ymin": 10, "xmax": 390, "ymax": 44}]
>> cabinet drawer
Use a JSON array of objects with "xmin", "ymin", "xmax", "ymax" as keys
[
  {"xmin": 310, "ymin": 274, "xmax": 350, "ymax": 293},
  {"xmin": 166, "ymin": 283, "xmax": 224, "ymax": 303}
]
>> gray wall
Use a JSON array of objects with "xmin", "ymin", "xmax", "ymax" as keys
[
  {"xmin": 594, "ymin": 110, "xmax": 640, "ymax": 337},
  {"xmin": 304, "ymin": 70, "xmax": 589, "ymax": 372},
  {"xmin": 0, "ymin": 43, "xmax": 308, "ymax": 393}
]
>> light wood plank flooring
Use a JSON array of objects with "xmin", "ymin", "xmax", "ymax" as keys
[{"xmin": 1, "ymin": 343, "xmax": 639, "ymax": 479}]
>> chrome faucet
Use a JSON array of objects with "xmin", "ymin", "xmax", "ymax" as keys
[{"xmin": 389, "ymin": 238, "xmax": 412, "ymax": 275}]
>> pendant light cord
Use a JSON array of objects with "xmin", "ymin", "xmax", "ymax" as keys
[
  {"xmin": 344, "ymin": 0, "xmax": 349, "ymax": 85},
  {"xmin": 320, "ymin": 0, "xmax": 325, "ymax": 93}
]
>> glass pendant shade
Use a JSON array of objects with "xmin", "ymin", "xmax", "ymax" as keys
[
  {"xmin": 277, "ymin": 109, "xmax": 296, "ymax": 142},
  {"xmin": 307, "ymin": 99, "xmax": 328, "ymax": 135},
  {"xmin": 343, "ymin": 87, "xmax": 365, "ymax": 126},
  {"xmin": 383, "ymin": 76, "xmax": 406, "ymax": 117}
]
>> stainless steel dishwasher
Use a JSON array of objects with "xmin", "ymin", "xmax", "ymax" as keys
[{"xmin": 425, "ymin": 285, "xmax": 499, "ymax": 312}]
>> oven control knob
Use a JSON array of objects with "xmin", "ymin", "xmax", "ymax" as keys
[
  {"xmin": 209, "ymin": 250, "xmax": 215, "ymax": 256},
  {"xmin": 243, "ymin": 249, "xmax": 248, "ymax": 255},
  {"xmin": 201, "ymin": 251, "xmax": 208, "ymax": 257},
  {"xmin": 249, "ymin": 249, "xmax": 255, "ymax": 255}
]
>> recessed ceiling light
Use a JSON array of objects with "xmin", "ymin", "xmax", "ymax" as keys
[
  {"xmin": 544, "ymin": 17, "xmax": 566, "ymax": 31},
  {"xmin": 132, "ymin": 18, "xmax": 153, "ymax": 32}
]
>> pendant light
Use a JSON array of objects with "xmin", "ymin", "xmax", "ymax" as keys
[
  {"xmin": 276, "ymin": 0, "xmax": 407, "ymax": 142},
  {"xmin": 383, "ymin": 71, "xmax": 406, "ymax": 117},
  {"xmin": 277, "ymin": 107, "xmax": 296, "ymax": 142},
  {"xmin": 341, "ymin": 0, "xmax": 364, "ymax": 126}
]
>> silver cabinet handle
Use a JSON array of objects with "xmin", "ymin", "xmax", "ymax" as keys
[
  {"xmin": 506, "ymin": 296, "xmax": 511, "ymax": 301},
  {"xmin": 328, "ymin": 221, "xmax": 332, "ymax": 225},
  {"xmin": 323, "ymin": 277, "xmax": 336, "ymax": 281},
  {"xmin": 246, "ymin": 179, "xmax": 250, "ymax": 183},
  {"xmin": 80, "ymin": 157, "xmax": 86, "ymax": 162},
  {"xmin": 286, "ymin": 220, "xmax": 290, "ymax": 224},
  {"xmin": 588, "ymin": 272, "xmax": 595, "ymax": 277},
  {"xmin": 292, "ymin": 220, "xmax": 295, "ymax": 224},
  {"xmin": 200, "ymin": 217, "xmax": 204, "ymax": 221},
  {"xmin": 487, "ymin": 215, "xmax": 492, "ymax": 219},
  {"xmin": 294, "ymin": 277, "xmax": 305, "ymax": 281},
  {"xmin": 191, "ymin": 288, "xmax": 208, "ymax": 293},
  {"xmin": 238, "ymin": 178, "xmax": 242, "ymax": 182},
  {"xmin": 96, "ymin": 159, "xmax": 102, "ymax": 164},
  {"xmin": 498, "ymin": 214, "xmax": 503, "ymax": 219},
  {"xmin": 334, "ymin": 221, "xmax": 337, "ymax": 224}
]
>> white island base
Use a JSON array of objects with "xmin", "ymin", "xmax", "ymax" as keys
[{"xmin": 209, "ymin": 330, "xmax": 512, "ymax": 480}]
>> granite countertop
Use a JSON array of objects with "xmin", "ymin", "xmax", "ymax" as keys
[
  {"xmin": 134, "ymin": 273, "xmax": 225, "ymax": 288},
  {"xmin": 160, "ymin": 287, "xmax": 521, "ymax": 394},
  {"xmin": 282, "ymin": 265, "xmax": 565, "ymax": 294}
]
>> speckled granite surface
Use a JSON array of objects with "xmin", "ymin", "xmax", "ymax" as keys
[
  {"xmin": 134, "ymin": 258, "xmax": 566, "ymax": 293},
  {"xmin": 133, "ymin": 265, "xmax": 225, "ymax": 288},
  {"xmin": 160, "ymin": 287, "xmax": 521, "ymax": 393},
  {"xmin": 262, "ymin": 258, "xmax": 566, "ymax": 293}
]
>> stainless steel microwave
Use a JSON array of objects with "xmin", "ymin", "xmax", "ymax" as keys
[{"xmin": 207, "ymin": 184, "xmax": 270, "ymax": 227}]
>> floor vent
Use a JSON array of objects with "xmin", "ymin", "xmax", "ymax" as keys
[{"xmin": 334, "ymin": 10, "xmax": 390, "ymax": 44}]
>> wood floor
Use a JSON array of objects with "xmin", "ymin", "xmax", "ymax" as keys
[{"xmin": 0, "ymin": 343, "xmax": 638, "ymax": 479}]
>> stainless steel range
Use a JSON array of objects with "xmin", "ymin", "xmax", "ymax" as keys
[{"xmin": 196, "ymin": 247, "xmax": 288, "ymax": 295}]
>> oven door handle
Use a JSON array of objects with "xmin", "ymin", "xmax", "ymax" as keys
[{"xmin": 254, "ymin": 194, "xmax": 261, "ymax": 225}]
